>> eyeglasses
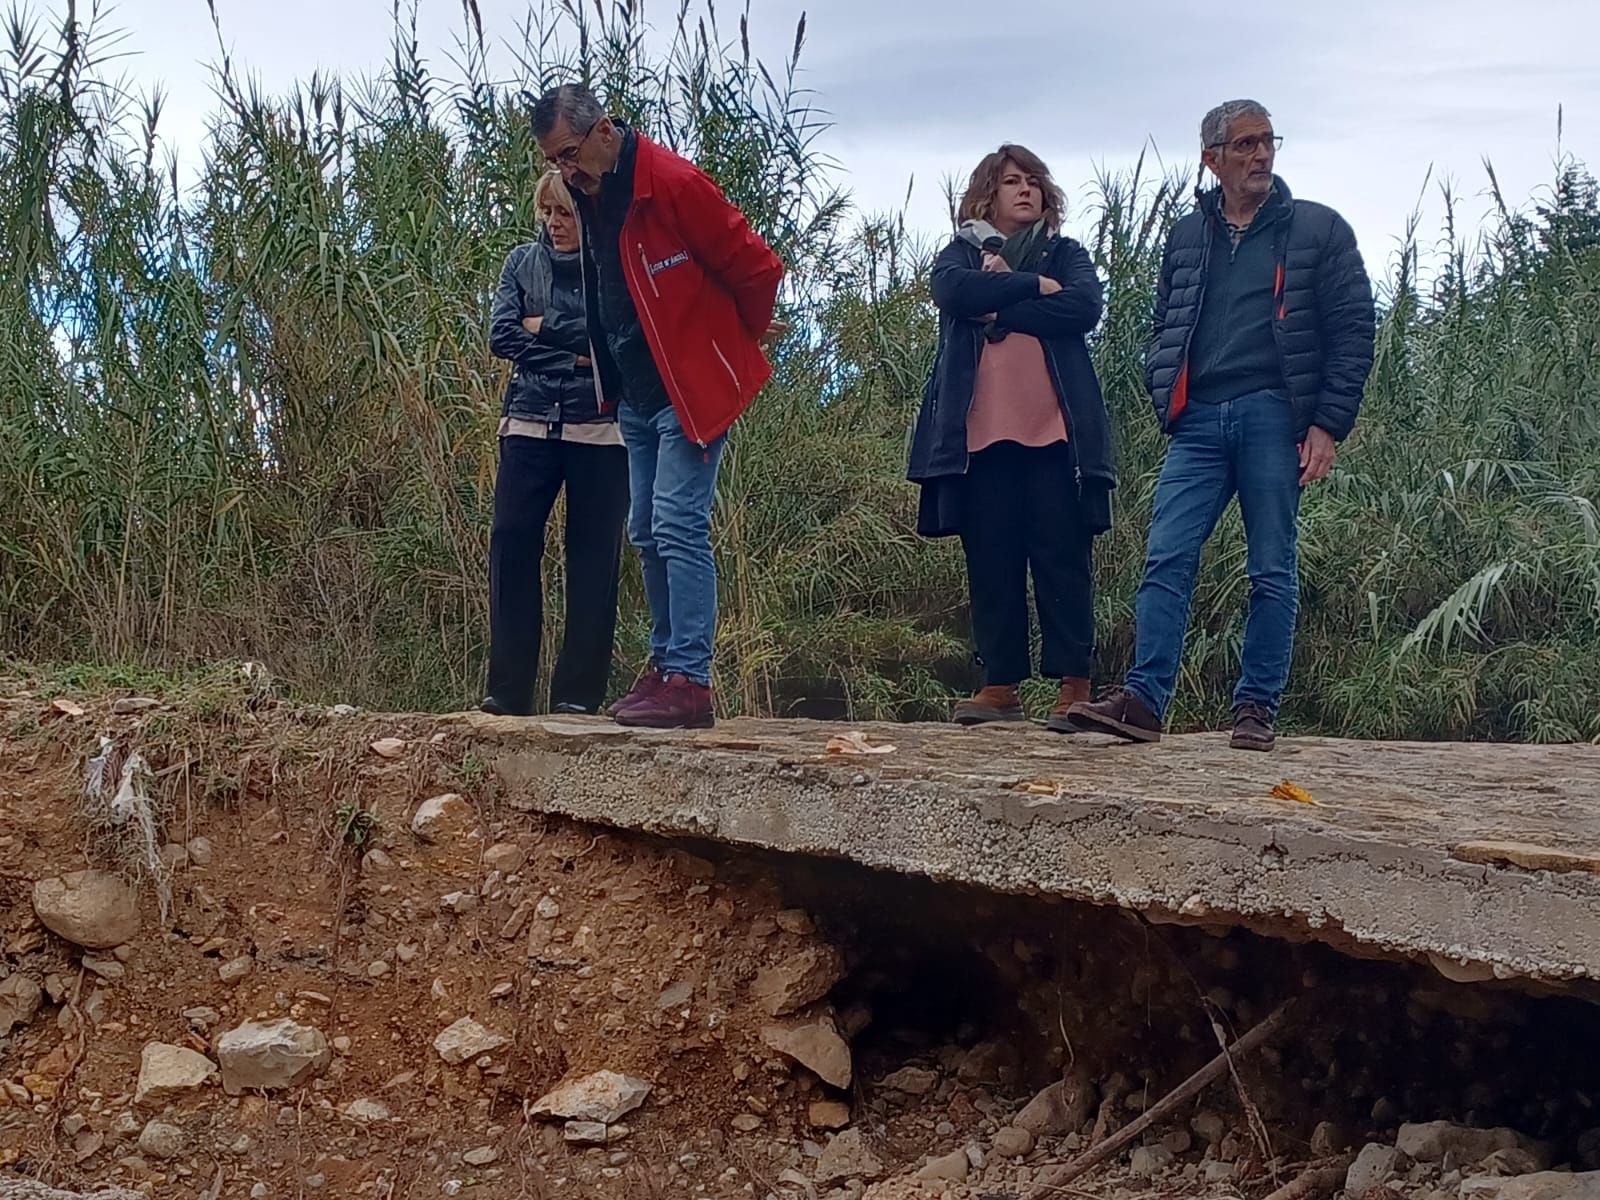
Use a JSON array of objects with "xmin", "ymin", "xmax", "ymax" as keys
[
  {"xmin": 1208, "ymin": 133, "xmax": 1283, "ymax": 157},
  {"xmin": 549, "ymin": 120, "xmax": 600, "ymax": 168}
]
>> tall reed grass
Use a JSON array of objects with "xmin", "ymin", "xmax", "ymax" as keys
[{"xmin": 2, "ymin": 1, "xmax": 1596, "ymax": 740}]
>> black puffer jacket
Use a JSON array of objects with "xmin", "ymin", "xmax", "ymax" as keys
[
  {"xmin": 1145, "ymin": 176, "xmax": 1375, "ymax": 440},
  {"xmin": 488, "ymin": 234, "xmax": 606, "ymax": 425},
  {"xmin": 908, "ymin": 234, "xmax": 1116, "ymax": 536}
]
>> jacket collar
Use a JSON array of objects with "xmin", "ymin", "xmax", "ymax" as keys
[{"xmin": 1197, "ymin": 173, "xmax": 1294, "ymax": 227}]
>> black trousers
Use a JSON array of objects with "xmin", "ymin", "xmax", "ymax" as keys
[
  {"xmin": 959, "ymin": 441, "xmax": 1096, "ymax": 685},
  {"xmin": 486, "ymin": 435, "xmax": 630, "ymax": 714}
]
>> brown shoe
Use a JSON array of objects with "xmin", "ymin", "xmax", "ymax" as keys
[
  {"xmin": 952, "ymin": 684, "xmax": 1025, "ymax": 726},
  {"xmin": 1044, "ymin": 677, "xmax": 1092, "ymax": 734},
  {"xmin": 613, "ymin": 673, "xmax": 715, "ymax": 730},
  {"xmin": 1065, "ymin": 686, "xmax": 1163, "ymax": 742},
  {"xmin": 606, "ymin": 664, "xmax": 663, "ymax": 718},
  {"xmin": 1230, "ymin": 702, "xmax": 1277, "ymax": 751}
]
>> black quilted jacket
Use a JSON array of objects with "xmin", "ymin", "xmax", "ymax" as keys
[{"xmin": 1145, "ymin": 176, "xmax": 1375, "ymax": 441}]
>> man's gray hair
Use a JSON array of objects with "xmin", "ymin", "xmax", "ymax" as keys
[
  {"xmin": 531, "ymin": 83, "xmax": 605, "ymax": 139},
  {"xmin": 1201, "ymin": 99, "xmax": 1271, "ymax": 149}
]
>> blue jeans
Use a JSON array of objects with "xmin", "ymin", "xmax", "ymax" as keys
[
  {"xmin": 1125, "ymin": 389, "xmax": 1303, "ymax": 721},
  {"xmin": 616, "ymin": 402, "xmax": 726, "ymax": 686}
]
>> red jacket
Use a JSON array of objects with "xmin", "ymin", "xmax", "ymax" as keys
[{"xmin": 612, "ymin": 136, "xmax": 785, "ymax": 445}]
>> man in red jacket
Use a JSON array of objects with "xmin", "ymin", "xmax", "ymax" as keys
[{"xmin": 532, "ymin": 84, "xmax": 784, "ymax": 729}]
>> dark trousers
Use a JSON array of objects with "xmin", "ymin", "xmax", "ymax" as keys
[
  {"xmin": 959, "ymin": 441, "xmax": 1096, "ymax": 685},
  {"xmin": 486, "ymin": 435, "xmax": 630, "ymax": 714}
]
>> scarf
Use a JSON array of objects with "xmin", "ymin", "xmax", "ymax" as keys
[{"xmin": 955, "ymin": 218, "xmax": 1054, "ymax": 341}]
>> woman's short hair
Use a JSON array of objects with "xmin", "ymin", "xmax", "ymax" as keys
[
  {"xmin": 533, "ymin": 168, "xmax": 576, "ymax": 217},
  {"xmin": 957, "ymin": 144, "xmax": 1066, "ymax": 234}
]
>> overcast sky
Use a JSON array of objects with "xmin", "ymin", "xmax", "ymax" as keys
[{"xmin": 82, "ymin": 0, "xmax": 1599, "ymax": 283}]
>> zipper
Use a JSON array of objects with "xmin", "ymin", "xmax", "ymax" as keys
[
  {"xmin": 625, "ymin": 232, "xmax": 707, "ymax": 446},
  {"xmin": 710, "ymin": 338, "xmax": 741, "ymax": 394}
]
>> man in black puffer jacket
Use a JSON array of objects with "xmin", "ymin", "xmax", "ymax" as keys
[{"xmin": 1068, "ymin": 99, "xmax": 1374, "ymax": 751}]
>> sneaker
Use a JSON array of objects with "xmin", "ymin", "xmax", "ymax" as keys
[
  {"xmin": 1065, "ymin": 686, "xmax": 1163, "ymax": 742},
  {"xmin": 606, "ymin": 664, "xmax": 663, "ymax": 718},
  {"xmin": 1230, "ymin": 702, "xmax": 1277, "ymax": 751},
  {"xmin": 1044, "ymin": 677, "xmax": 1092, "ymax": 734},
  {"xmin": 952, "ymin": 685, "xmax": 1025, "ymax": 726},
  {"xmin": 479, "ymin": 696, "xmax": 508, "ymax": 716},
  {"xmin": 613, "ymin": 673, "xmax": 715, "ymax": 729},
  {"xmin": 551, "ymin": 702, "xmax": 591, "ymax": 716}
]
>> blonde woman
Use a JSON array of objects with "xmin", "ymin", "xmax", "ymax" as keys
[
  {"xmin": 483, "ymin": 169, "xmax": 628, "ymax": 716},
  {"xmin": 908, "ymin": 144, "xmax": 1117, "ymax": 730}
]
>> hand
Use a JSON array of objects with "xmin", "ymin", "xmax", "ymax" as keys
[
  {"xmin": 760, "ymin": 317, "xmax": 789, "ymax": 350},
  {"xmin": 1298, "ymin": 425, "xmax": 1337, "ymax": 486},
  {"xmin": 575, "ymin": 355, "xmax": 591, "ymax": 367},
  {"xmin": 981, "ymin": 252, "xmax": 1010, "ymax": 273},
  {"xmin": 976, "ymin": 312, "xmax": 997, "ymax": 324},
  {"xmin": 521, "ymin": 315, "xmax": 543, "ymax": 336},
  {"xmin": 1038, "ymin": 276, "xmax": 1062, "ymax": 296}
]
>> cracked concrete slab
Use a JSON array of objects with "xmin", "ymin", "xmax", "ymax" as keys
[{"xmin": 445, "ymin": 713, "xmax": 1600, "ymax": 989}]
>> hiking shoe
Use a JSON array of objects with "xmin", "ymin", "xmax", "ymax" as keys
[
  {"xmin": 613, "ymin": 673, "xmax": 715, "ymax": 729},
  {"xmin": 552, "ymin": 702, "xmax": 591, "ymax": 716},
  {"xmin": 606, "ymin": 664, "xmax": 663, "ymax": 718},
  {"xmin": 1065, "ymin": 686, "xmax": 1163, "ymax": 742},
  {"xmin": 1044, "ymin": 677, "xmax": 1092, "ymax": 734},
  {"xmin": 952, "ymin": 685, "xmax": 1025, "ymax": 726},
  {"xmin": 1230, "ymin": 702, "xmax": 1277, "ymax": 751},
  {"xmin": 479, "ymin": 696, "xmax": 532, "ymax": 717}
]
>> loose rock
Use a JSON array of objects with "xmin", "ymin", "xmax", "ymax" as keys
[
  {"xmin": 1397, "ymin": 1122, "xmax": 1551, "ymax": 1169},
  {"xmin": 216, "ymin": 1018, "xmax": 331, "ymax": 1094},
  {"xmin": 761, "ymin": 1016, "xmax": 852, "ymax": 1089},
  {"xmin": 135, "ymin": 1043, "xmax": 218, "ymax": 1106},
  {"xmin": 411, "ymin": 793, "xmax": 476, "ymax": 844},
  {"xmin": 483, "ymin": 843, "xmax": 526, "ymax": 874},
  {"xmin": 530, "ymin": 1070, "xmax": 652, "ymax": 1124},
  {"xmin": 218, "ymin": 955, "xmax": 253, "ymax": 984},
  {"xmin": 993, "ymin": 1127, "xmax": 1034, "ymax": 1159},
  {"xmin": 880, "ymin": 1065, "xmax": 939, "ymax": 1096},
  {"xmin": 563, "ymin": 1121, "xmax": 609, "ymax": 1145},
  {"xmin": 751, "ymin": 945, "xmax": 845, "ymax": 1016},
  {"xmin": 1130, "ymin": 1144, "xmax": 1174, "ymax": 1177},
  {"xmin": 342, "ymin": 1098, "xmax": 392, "ymax": 1123},
  {"xmin": 433, "ymin": 1017, "xmax": 509, "ymax": 1065},
  {"xmin": 809, "ymin": 1100, "xmax": 851, "ymax": 1129},
  {"xmin": 1015, "ymin": 1068, "xmax": 1095, "ymax": 1137},
  {"xmin": 462, "ymin": 1146, "xmax": 500, "ymax": 1167},
  {"xmin": 1348, "ymin": 1143, "xmax": 1406, "ymax": 1199},
  {"xmin": 31, "ymin": 871, "xmax": 141, "ymax": 949},
  {"xmin": 1460, "ymin": 1173, "xmax": 1600, "ymax": 1200},
  {"xmin": 814, "ymin": 1129, "xmax": 884, "ymax": 1186},
  {"xmin": 0, "ymin": 974, "xmax": 43, "ymax": 1035},
  {"xmin": 916, "ymin": 1149, "xmax": 969, "ymax": 1183},
  {"xmin": 137, "ymin": 1120, "xmax": 185, "ymax": 1160}
]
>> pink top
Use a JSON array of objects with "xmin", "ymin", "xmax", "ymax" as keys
[{"xmin": 966, "ymin": 332, "xmax": 1068, "ymax": 452}]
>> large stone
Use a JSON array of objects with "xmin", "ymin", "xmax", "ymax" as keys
[
  {"xmin": 0, "ymin": 974, "xmax": 44, "ymax": 1035},
  {"xmin": 808, "ymin": 1100, "xmax": 851, "ymax": 1129},
  {"xmin": 1130, "ymin": 1143, "xmax": 1174, "ymax": 1177},
  {"xmin": 0, "ymin": 1182, "xmax": 145, "ymax": 1199},
  {"xmin": 916, "ymin": 1148, "xmax": 970, "ymax": 1183},
  {"xmin": 814, "ymin": 1129, "xmax": 884, "ymax": 1186},
  {"xmin": 761, "ymin": 1015, "xmax": 852, "ymax": 1088},
  {"xmin": 31, "ymin": 871, "xmax": 140, "ymax": 949},
  {"xmin": 135, "ymin": 1043, "xmax": 218, "ymax": 1105},
  {"xmin": 530, "ymin": 1070, "xmax": 651, "ymax": 1124},
  {"xmin": 433, "ymin": 1017, "xmax": 509, "ymax": 1066},
  {"xmin": 751, "ymin": 945, "xmax": 845, "ymax": 1016},
  {"xmin": 1397, "ymin": 1122, "xmax": 1551, "ymax": 1169},
  {"xmin": 1015, "ymin": 1067, "xmax": 1096, "ymax": 1136},
  {"xmin": 993, "ymin": 1126, "xmax": 1035, "ymax": 1159},
  {"xmin": 215, "ymin": 1019, "xmax": 331, "ymax": 1094},
  {"xmin": 411, "ymin": 793, "xmax": 477, "ymax": 844},
  {"xmin": 880, "ymin": 1065, "xmax": 939, "ymax": 1095},
  {"xmin": 1461, "ymin": 1173, "xmax": 1600, "ymax": 1200},
  {"xmin": 1347, "ymin": 1143, "xmax": 1405, "ymax": 1199},
  {"xmin": 136, "ymin": 1120, "xmax": 185, "ymax": 1160}
]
